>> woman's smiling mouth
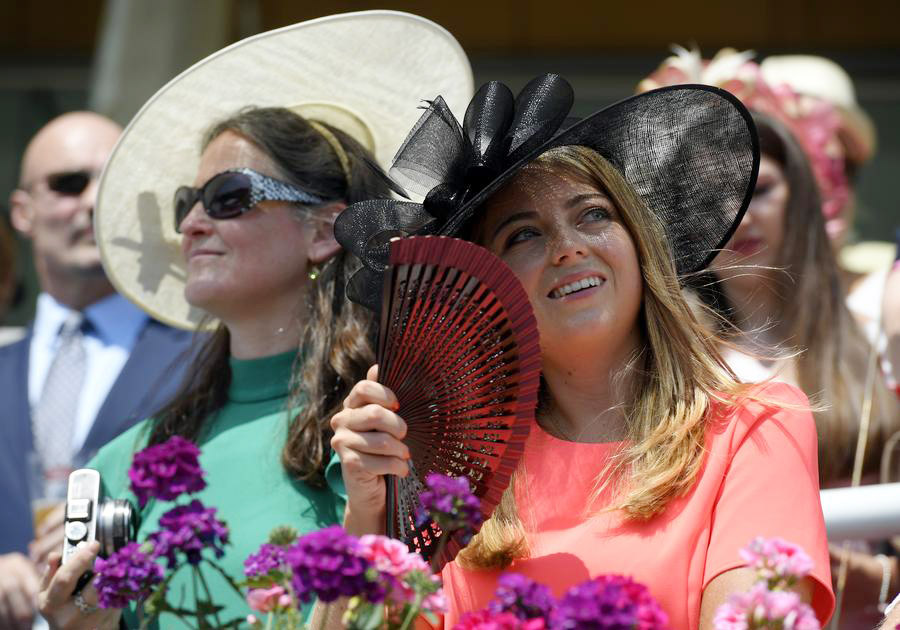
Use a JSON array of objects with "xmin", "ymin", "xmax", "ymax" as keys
[{"xmin": 548, "ymin": 275, "xmax": 604, "ymax": 299}]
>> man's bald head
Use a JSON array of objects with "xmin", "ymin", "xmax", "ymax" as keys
[
  {"xmin": 10, "ymin": 112, "xmax": 122, "ymax": 308},
  {"xmin": 19, "ymin": 112, "xmax": 122, "ymax": 187}
]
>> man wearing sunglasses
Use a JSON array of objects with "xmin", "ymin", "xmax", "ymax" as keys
[{"xmin": 0, "ymin": 112, "xmax": 192, "ymax": 630}]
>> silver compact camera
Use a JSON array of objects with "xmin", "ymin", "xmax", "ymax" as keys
[{"xmin": 62, "ymin": 469, "xmax": 139, "ymax": 566}]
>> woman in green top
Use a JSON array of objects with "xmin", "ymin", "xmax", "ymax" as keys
[{"xmin": 38, "ymin": 103, "xmax": 387, "ymax": 628}]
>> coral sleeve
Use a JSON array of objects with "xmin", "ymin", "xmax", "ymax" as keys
[{"xmin": 702, "ymin": 383, "xmax": 835, "ymax": 624}]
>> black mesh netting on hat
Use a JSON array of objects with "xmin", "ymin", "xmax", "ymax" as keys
[
  {"xmin": 538, "ymin": 84, "xmax": 758, "ymax": 276},
  {"xmin": 334, "ymin": 74, "xmax": 758, "ymax": 312}
]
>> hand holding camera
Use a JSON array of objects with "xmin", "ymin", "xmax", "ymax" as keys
[
  {"xmin": 62, "ymin": 469, "xmax": 137, "ymax": 570},
  {"xmin": 33, "ymin": 469, "xmax": 137, "ymax": 629},
  {"xmin": 37, "ymin": 541, "xmax": 122, "ymax": 630}
]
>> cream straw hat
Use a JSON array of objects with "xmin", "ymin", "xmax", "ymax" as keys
[
  {"xmin": 760, "ymin": 55, "xmax": 876, "ymax": 166},
  {"xmin": 95, "ymin": 10, "xmax": 473, "ymax": 330}
]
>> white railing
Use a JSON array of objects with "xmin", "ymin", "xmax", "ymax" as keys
[{"xmin": 820, "ymin": 483, "xmax": 900, "ymax": 541}]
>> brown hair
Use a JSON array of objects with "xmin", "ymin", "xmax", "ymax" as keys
[
  {"xmin": 716, "ymin": 112, "xmax": 897, "ymax": 483},
  {"xmin": 458, "ymin": 146, "xmax": 756, "ymax": 569},
  {"xmin": 149, "ymin": 107, "xmax": 385, "ymax": 484}
]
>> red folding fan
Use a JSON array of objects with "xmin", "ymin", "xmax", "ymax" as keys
[{"xmin": 378, "ymin": 235, "xmax": 541, "ymax": 569}]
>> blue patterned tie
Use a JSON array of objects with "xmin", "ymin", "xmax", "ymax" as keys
[{"xmin": 32, "ymin": 312, "xmax": 87, "ymax": 473}]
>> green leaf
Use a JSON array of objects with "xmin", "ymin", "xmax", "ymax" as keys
[
  {"xmin": 268, "ymin": 525, "xmax": 300, "ymax": 546},
  {"xmin": 348, "ymin": 602, "xmax": 386, "ymax": 630}
]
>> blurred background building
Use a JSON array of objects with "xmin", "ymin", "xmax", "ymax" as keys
[{"xmin": 2, "ymin": 0, "xmax": 899, "ymax": 326}]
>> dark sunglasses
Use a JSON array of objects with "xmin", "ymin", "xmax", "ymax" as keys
[
  {"xmin": 173, "ymin": 168, "xmax": 325, "ymax": 233},
  {"xmin": 46, "ymin": 170, "xmax": 94, "ymax": 195}
]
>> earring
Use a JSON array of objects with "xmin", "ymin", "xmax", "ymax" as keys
[{"xmin": 308, "ymin": 266, "xmax": 320, "ymax": 281}]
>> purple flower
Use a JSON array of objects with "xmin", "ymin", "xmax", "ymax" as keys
[
  {"xmin": 148, "ymin": 499, "xmax": 229, "ymax": 567},
  {"xmin": 244, "ymin": 542, "xmax": 288, "ymax": 578},
  {"xmin": 418, "ymin": 473, "xmax": 483, "ymax": 544},
  {"xmin": 93, "ymin": 542, "xmax": 164, "ymax": 609},
  {"xmin": 128, "ymin": 435, "xmax": 206, "ymax": 507},
  {"xmin": 286, "ymin": 525, "xmax": 385, "ymax": 604},
  {"xmin": 551, "ymin": 576, "xmax": 669, "ymax": 630},
  {"xmin": 489, "ymin": 573, "xmax": 555, "ymax": 621}
]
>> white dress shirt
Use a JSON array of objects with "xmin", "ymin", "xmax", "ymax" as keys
[{"xmin": 28, "ymin": 292, "xmax": 148, "ymax": 454}]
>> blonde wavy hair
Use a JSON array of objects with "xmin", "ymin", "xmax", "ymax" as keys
[{"xmin": 458, "ymin": 145, "xmax": 761, "ymax": 570}]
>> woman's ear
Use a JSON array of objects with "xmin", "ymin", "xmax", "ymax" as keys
[{"xmin": 307, "ymin": 201, "xmax": 346, "ymax": 265}]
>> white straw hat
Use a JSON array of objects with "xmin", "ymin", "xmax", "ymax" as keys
[{"xmin": 95, "ymin": 10, "xmax": 474, "ymax": 330}]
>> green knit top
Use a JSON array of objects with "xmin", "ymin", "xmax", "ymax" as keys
[{"xmin": 89, "ymin": 350, "xmax": 345, "ymax": 628}]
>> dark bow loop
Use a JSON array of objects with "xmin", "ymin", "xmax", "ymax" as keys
[
  {"xmin": 390, "ymin": 97, "xmax": 467, "ymax": 203},
  {"xmin": 462, "ymin": 81, "xmax": 515, "ymax": 185},
  {"xmin": 424, "ymin": 82, "xmax": 518, "ymax": 219},
  {"xmin": 390, "ymin": 76, "xmax": 575, "ymax": 224},
  {"xmin": 505, "ymin": 74, "xmax": 575, "ymax": 164},
  {"xmin": 438, "ymin": 74, "xmax": 575, "ymax": 236},
  {"xmin": 335, "ymin": 199, "xmax": 438, "ymax": 311}
]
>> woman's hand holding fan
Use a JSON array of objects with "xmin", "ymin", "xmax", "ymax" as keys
[
  {"xmin": 332, "ymin": 366, "xmax": 410, "ymax": 534},
  {"xmin": 333, "ymin": 236, "xmax": 540, "ymax": 570}
]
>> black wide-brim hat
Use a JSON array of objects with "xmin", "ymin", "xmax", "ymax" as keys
[{"xmin": 335, "ymin": 74, "xmax": 760, "ymax": 312}]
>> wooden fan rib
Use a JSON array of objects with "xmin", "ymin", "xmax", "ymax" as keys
[
  {"xmin": 392, "ymin": 305, "xmax": 515, "ymax": 406},
  {"xmin": 382, "ymin": 261, "xmax": 435, "ymax": 390},
  {"xmin": 379, "ymin": 260, "xmax": 414, "ymax": 384},
  {"xmin": 387, "ymin": 267, "xmax": 472, "ymax": 405},
  {"xmin": 403, "ymin": 408, "xmax": 518, "ymax": 432},
  {"xmin": 385, "ymin": 255, "xmax": 478, "ymax": 403},
  {"xmin": 387, "ymin": 261, "xmax": 462, "ymax": 392},
  {"xmin": 390, "ymin": 271, "xmax": 497, "ymax": 397},
  {"xmin": 409, "ymin": 321, "xmax": 517, "ymax": 388},
  {"xmin": 396, "ymin": 353, "xmax": 521, "ymax": 418}
]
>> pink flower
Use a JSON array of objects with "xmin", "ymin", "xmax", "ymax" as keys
[
  {"xmin": 714, "ymin": 582, "xmax": 820, "ymax": 630},
  {"xmin": 358, "ymin": 535, "xmax": 428, "ymax": 576},
  {"xmin": 764, "ymin": 590, "xmax": 804, "ymax": 619},
  {"xmin": 357, "ymin": 534, "xmax": 444, "ymax": 607},
  {"xmin": 424, "ymin": 589, "xmax": 449, "ymax": 614},
  {"xmin": 713, "ymin": 601, "xmax": 748, "ymax": 630},
  {"xmin": 739, "ymin": 537, "xmax": 814, "ymax": 584},
  {"xmin": 246, "ymin": 585, "xmax": 288, "ymax": 613},
  {"xmin": 246, "ymin": 614, "xmax": 258, "ymax": 625},
  {"xmin": 453, "ymin": 610, "xmax": 522, "ymax": 630}
]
